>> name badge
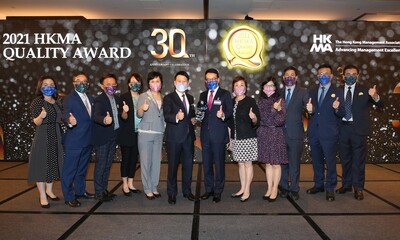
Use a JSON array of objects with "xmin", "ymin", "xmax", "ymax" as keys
[{"xmin": 214, "ymin": 98, "xmax": 222, "ymax": 105}]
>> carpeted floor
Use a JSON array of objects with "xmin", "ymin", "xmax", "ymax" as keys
[{"xmin": 0, "ymin": 162, "xmax": 399, "ymax": 240}]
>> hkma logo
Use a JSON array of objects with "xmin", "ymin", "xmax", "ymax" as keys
[{"xmin": 310, "ymin": 34, "xmax": 333, "ymax": 52}]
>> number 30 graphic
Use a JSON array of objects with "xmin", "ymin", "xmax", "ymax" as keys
[{"xmin": 150, "ymin": 28, "xmax": 189, "ymax": 59}]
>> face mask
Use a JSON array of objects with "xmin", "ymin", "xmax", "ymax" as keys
[
  {"xmin": 263, "ymin": 86, "xmax": 275, "ymax": 97},
  {"xmin": 129, "ymin": 83, "xmax": 141, "ymax": 92},
  {"xmin": 234, "ymin": 86, "xmax": 246, "ymax": 96},
  {"xmin": 207, "ymin": 80, "xmax": 218, "ymax": 90},
  {"xmin": 105, "ymin": 86, "xmax": 117, "ymax": 95},
  {"xmin": 283, "ymin": 76, "xmax": 297, "ymax": 86},
  {"xmin": 176, "ymin": 82, "xmax": 188, "ymax": 92},
  {"xmin": 150, "ymin": 82, "xmax": 161, "ymax": 92},
  {"xmin": 41, "ymin": 86, "xmax": 56, "ymax": 96},
  {"xmin": 344, "ymin": 75, "xmax": 357, "ymax": 85},
  {"xmin": 75, "ymin": 82, "xmax": 89, "ymax": 93},
  {"xmin": 318, "ymin": 75, "xmax": 331, "ymax": 85}
]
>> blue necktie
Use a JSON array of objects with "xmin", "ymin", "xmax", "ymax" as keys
[
  {"xmin": 286, "ymin": 88, "xmax": 291, "ymax": 107},
  {"xmin": 318, "ymin": 87, "xmax": 325, "ymax": 107},
  {"xmin": 345, "ymin": 86, "xmax": 352, "ymax": 120}
]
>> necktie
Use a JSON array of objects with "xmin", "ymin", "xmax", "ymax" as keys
[
  {"xmin": 208, "ymin": 90, "xmax": 214, "ymax": 110},
  {"xmin": 182, "ymin": 94, "xmax": 187, "ymax": 114},
  {"xmin": 345, "ymin": 86, "xmax": 352, "ymax": 120},
  {"xmin": 109, "ymin": 96, "xmax": 119, "ymax": 130},
  {"xmin": 286, "ymin": 88, "xmax": 291, "ymax": 107},
  {"xmin": 83, "ymin": 95, "xmax": 91, "ymax": 117},
  {"xmin": 318, "ymin": 86, "xmax": 325, "ymax": 107}
]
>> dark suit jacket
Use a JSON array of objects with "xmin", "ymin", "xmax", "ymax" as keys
[
  {"xmin": 163, "ymin": 91, "xmax": 196, "ymax": 143},
  {"xmin": 92, "ymin": 92, "xmax": 121, "ymax": 146},
  {"xmin": 198, "ymin": 87, "xmax": 233, "ymax": 144},
  {"xmin": 281, "ymin": 86, "xmax": 309, "ymax": 140},
  {"xmin": 341, "ymin": 84, "xmax": 384, "ymax": 135},
  {"xmin": 117, "ymin": 92, "xmax": 139, "ymax": 146},
  {"xmin": 62, "ymin": 90, "xmax": 93, "ymax": 148},
  {"xmin": 228, "ymin": 96, "xmax": 260, "ymax": 140},
  {"xmin": 308, "ymin": 84, "xmax": 345, "ymax": 140}
]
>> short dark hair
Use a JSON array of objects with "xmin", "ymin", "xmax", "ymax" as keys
[
  {"xmin": 35, "ymin": 75, "xmax": 58, "ymax": 99},
  {"xmin": 260, "ymin": 76, "xmax": 280, "ymax": 99},
  {"xmin": 147, "ymin": 71, "xmax": 163, "ymax": 90},
  {"xmin": 174, "ymin": 71, "xmax": 190, "ymax": 80},
  {"xmin": 283, "ymin": 66, "xmax": 298, "ymax": 76},
  {"xmin": 317, "ymin": 64, "xmax": 332, "ymax": 72},
  {"xmin": 205, "ymin": 68, "xmax": 219, "ymax": 78},
  {"xmin": 100, "ymin": 73, "xmax": 117, "ymax": 85},
  {"xmin": 232, "ymin": 75, "xmax": 247, "ymax": 93},
  {"xmin": 343, "ymin": 64, "xmax": 359, "ymax": 74},
  {"xmin": 127, "ymin": 72, "xmax": 143, "ymax": 94},
  {"xmin": 72, "ymin": 72, "xmax": 88, "ymax": 82}
]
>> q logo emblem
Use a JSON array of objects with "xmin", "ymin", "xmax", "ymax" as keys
[{"xmin": 223, "ymin": 26, "xmax": 265, "ymax": 70}]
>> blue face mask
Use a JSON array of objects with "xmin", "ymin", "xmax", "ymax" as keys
[
  {"xmin": 75, "ymin": 82, "xmax": 89, "ymax": 93},
  {"xmin": 206, "ymin": 80, "xmax": 218, "ymax": 90},
  {"xmin": 41, "ymin": 86, "xmax": 56, "ymax": 96},
  {"xmin": 344, "ymin": 75, "xmax": 357, "ymax": 85},
  {"xmin": 129, "ymin": 83, "xmax": 141, "ymax": 92},
  {"xmin": 318, "ymin": 75, "xmax": 331, "ymax": 85}
]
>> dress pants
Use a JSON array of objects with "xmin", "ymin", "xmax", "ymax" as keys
[
  {"xmin": 94, "ymin": 136, "xmax": 117, "ymax": 195},
  {"xmin": 138, "ymin": 132, "xmax": 163, "ymax": 194},
  {"xmin": 339, "ymin": 124, "xmax": 367, "ymax": 190},
  {"xmin": 120, "ymin": 144, "xmax": 139, "ymax": 178},
  {"xmin": 201, "ymin": 134, "xmax": 226, "ymax": 194},
  {"xmin": 166, "ymin": 136, "xmax": 194, "ymax": 196},
  {"xmin": 280, "ymin": 138, "xmax": 304, "ymax": 193},
  {"xmin": 309, "ymin": 137, "xmax": 338, "ymax": 192},
  {"xmin": 62, "ymin": 146, "xmax": 92, "ymax": 201}
]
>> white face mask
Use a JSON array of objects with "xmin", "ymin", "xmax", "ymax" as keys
[{"xmin": 176, "ymin": 82, "xmax": 188, "ymax": 92}]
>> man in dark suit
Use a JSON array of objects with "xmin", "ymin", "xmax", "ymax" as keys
[
  {"xmin": 336, "ymin": 64, "xmax": 384, "ymax": 200},
  {"xmin": 279, "ymin": 66, "xmax": 309, "ymax": 200},
  {"xmin": 92, "ymin": 73, "xmax": 123, "ymax": 202},
  {"xmin": 307, "ymin": 64, "xmax": 345, "ymax": 202},
  {"xmin": 62, "ymin": 72, "xmax": 95, "ymax": 207},
  {"xmin": 198, "ymin": 68, "xmax": 233, "ymax": 203},
  {"xmin": 163, "ymin": 71, "xmax": 197, "ymax": 204}
]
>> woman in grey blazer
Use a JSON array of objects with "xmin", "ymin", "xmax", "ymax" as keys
[{"xmin": 137, "ymin": 71, "xmax": 165, "ymax": 200}]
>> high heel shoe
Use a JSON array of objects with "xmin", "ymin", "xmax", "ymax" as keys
[
  {"xmin": 240, "ymin": 194, "xmax": 250, "ymax": 202},
  {"xmin": 46, "ymin": 193, "xmax": 60, "ymax": 201},
  {"xmin": 262, "ymin": 195, "xmax": 270, "ymax": 200},
  {"xmin": 129, "ymin": 188, "xmax": 142, "ymax": 194},
  {"xmin": 231, "ymin": 193, "xmax": 243, "ymax": 198},
  {"xmin": 146, "ymin": 194, "xmax": 155, "ymax": 200},
  {"xmin": 122, "ymin": 188, "xmax": 132, "ymax": 197},
  {"xmin": 267, "ymin": 197, "xmax": 277, "ymax": 202},
  {"xmin": 153, "ymin": 192, "xmax": 161, "ymax": 198},
  {"xmin": 39, "ymin": 199, "xmax": 50, "ymax": 208}
]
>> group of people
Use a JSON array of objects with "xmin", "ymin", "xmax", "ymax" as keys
[{"xmin": 28, "ymin": 64, "xmax": 383, "ymax": 208}]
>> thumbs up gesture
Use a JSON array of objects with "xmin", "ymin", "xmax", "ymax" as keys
[
  {"xmin": 122, "ymin": 101, "xmax": 129, "ymax": 113},
  {"xmin": 69, "ymin": 112, "xmax": 77, "ymax": 126},
  {"xmin": 368, "ymin": 85, "xmax": 379, "ymax": 99},
  {"xmin": 104, "ymin": 111, "xmax": 113, "ymax": 125},
  {"xmin": 249, "ymin": 107, "xmax": 256, "ymax": 120},
  {"xmin": 332, "ymin": 97, "xmax": 340, "ymax": 109},
  {"xmin": 40, "ymin": 107, "xmax": 47, "ymax": 119},
  {"xmin": 216, "ymin": 105, "xmax": 224, "ymax": 119},
  {"xmin": 176, "ymin": 109, "xmax": 184, "ymax": 121},
  {"xmin": 306, "ymin": 98, "xmax": 313, "ymax": 113},
  {"xmin": 141, "ymin": 99, "xmax": 149, "ymax": 112},
  {"xmin": 273, "ymin": 99, "xmax": 282, "ymax": 111}
]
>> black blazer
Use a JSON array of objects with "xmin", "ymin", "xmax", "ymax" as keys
[
  {"xmin": 163, "ymin": 91, "xmax": 196, "ymax": 143},
  {"xmin": 280, "ymin": 86, "xmax": 309, "ymax": 140},
  {"xmin": 198, "ymin": 87, "xmax": 233, "ymax": 144},
  {"xmin": 117, "ymin": 92, "xmax": 139, "ymax": 146},
  {"xmin": 229, "ymin": 96, "xmax": 260, "ymax": 140},
  {"xmin": 92, "ymin": 92, "xmax": 121, "ymax": 146},
  {"xmin": 340, "ymin": 84, "xmax": 384, "ymax": 136}
]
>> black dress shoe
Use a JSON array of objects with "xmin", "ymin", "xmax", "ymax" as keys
[
  {"xmin": 46, "ymin": 193, "xmax": 60, "ymax": 201},
  {"xmin": 326, "ymin": 191, "xmax": 335, "ymax": 202},
  {"xmin": 289, "ymin": 191, "xmax": 300, "ymax": 200},
  {"xmin": 65, "ymin": 199, "xmax": 81, "ymax": 207},
  {"xmin": 129, "ymin": 188, "xmax": 142, "ymax": 194},
  {"xmin": 335, "ymin": 186, "xmax": 353, "ymax": 194},
  {"xmin": 153, "ymin": 192, "xmax": 161, "ymax": 198},
  {"xmin": 146, "ymin": 194, "xmax": 155, "ymax": 200},
  {"xmin": 279, "ymin": 189, "xmax": 288, "ymax": 198},
  {"xmin": 306, "ymin": 187, "xmax": 324, "ymax": 194},
  {"xmin": 231, "ymin": 193, "xmax": 243, "ymax": 198},
  {"xmin": 39, "ymin": 199, "xmax": 50, "ymax": 208},
  {"xmin": 354, "ymin": 190, "xmax": 364, "ymax": 200},
  {"xmin": 268, "ymin": 197, "xmax": 277, "ymax": 202},
  {"xmin": 76, "ymin": 191, "xmax": 95, "ymax": 199},
  {"xmin": 262, "ymin": 195, "xmax": 270, "ymax": 200},
  {"xmin": 212, "ymin": 193, "xmax": 221, "ymax": 203},
  {"xmin": 95, "ymin": 193, "xmax": 113, "ymax": 202},
  {"xmin": 122, "ymin": 188, "xmax": 132, "ymax": 197},
  {"xmin": 168, "ymin": 195, "xmax": 176, "ymax": 204},
  {"xmin": 200, "ymin": 192, "xmax": 214, "ymax": 200},
  {"xmin": 183, "ymin": 193, "xmax": 195, "ymax": 201},
  {"xmin": 105, "ymin": 190, "xmax": 117, "ymax": 198}
]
